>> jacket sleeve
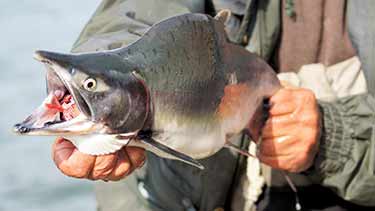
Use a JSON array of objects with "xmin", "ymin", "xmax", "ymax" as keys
[
  {"xmin": 310, "ymin": 94, "xmax": 375, "ymax": 206},
  {"xmin": 71, "ymin": 0, "xmax": 205, "ymax": 52}
]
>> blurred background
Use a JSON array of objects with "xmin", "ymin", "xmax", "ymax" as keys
[{"xmin": 0, "ymin": 0, "xmax": 101, "ymax": 210}]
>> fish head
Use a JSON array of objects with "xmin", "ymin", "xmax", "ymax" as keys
[{"xmin": 13, "ymin": 50, "xmax": 149, "ymax": 136}]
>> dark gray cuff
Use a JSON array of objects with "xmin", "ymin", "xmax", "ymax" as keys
[{"xmin": 308, "ymin": 101, "xmax": 354, "ymax": 181}]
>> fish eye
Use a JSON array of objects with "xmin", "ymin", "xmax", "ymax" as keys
[{"xmin": 83, "ymin": 78, "xmax": 97, "ymax": 91}]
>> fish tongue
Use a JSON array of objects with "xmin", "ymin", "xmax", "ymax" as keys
[{"xmin": 45, "ymin": 93, "xmax": 63, "ymax": 112}]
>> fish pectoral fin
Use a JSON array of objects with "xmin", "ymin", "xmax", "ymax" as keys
[
  {"xmin": 225, "ymin": 142, "xmax": 257, "ymax": 158},
  {"xmin": 138, "ymin": 137, "xmax": 204, "ymax": 170}
]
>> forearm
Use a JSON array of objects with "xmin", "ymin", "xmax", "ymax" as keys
[{"xmin": 310, "ymin": 93, "xmax": 375, "ymax": 206}]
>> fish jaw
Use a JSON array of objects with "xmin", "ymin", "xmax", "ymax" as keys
[
  {"xmin": 13, "ymin": 50, "xmax": 146, "ymax": 156},
  {"xmin": 13, "ymin": 50, "xmax": 102, "ymax": 136},
  {"xmin": 12, "ymin": 90, "xmax": 135, "ymax": 155},
  {"xmin": 12, "ymin": 92, "xmax": 104, "ymax": 136}
]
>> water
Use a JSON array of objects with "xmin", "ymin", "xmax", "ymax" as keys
[{"xmin": 0, "ymin": 1, "xmax": 101, "ymax": 210}]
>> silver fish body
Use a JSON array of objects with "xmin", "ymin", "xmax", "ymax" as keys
[{"xmin": 14, "ymin": 12, "xmax": 281, "ymax": 168}]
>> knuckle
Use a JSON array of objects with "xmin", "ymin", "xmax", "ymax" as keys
[
  {"xmin": 302, "ymin": 89, "xmax": 316, "ymax": 100},
  {"xmin": 299, "ymin": 113, "xmax": 319, "ymax": 128},
  {"xmin": 91, "ymin": 168, "xmax": 113, "ymax": 180},
  {"xmin": 296, "ymin": 89, "xmax": 316, "ymax": 107},
  {"xmin": 73, "ymin": 168, "xmax": 90, "ymax": 178},
  {"xmin": 107, "ymin": 170, "xmax": 127, "ymax": 181},
  {"xmin": 114, "ymin": 169, "xmax": 131, "ymax": 181},
  {"xmin": 128, "ymin": 149, "xmax": 146, "ymax": 166},
  {"xmin": 58, "ymin": 161, "xmax": 93, "ymax": 179}
]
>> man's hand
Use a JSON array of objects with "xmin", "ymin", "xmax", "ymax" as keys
[
  {"xmin": 258, "ymin": 87, "xmax": 320, "ymax": 173},
  {"xmin": 52, "ymin": 138, "xmax": 145, "ymax": 181}
]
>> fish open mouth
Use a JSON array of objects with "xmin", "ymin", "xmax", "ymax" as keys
[
  {"xmin": 13, "ymin": 51, "xmax": 99, "ymax": 136},
  {"xmin": 43, "ymin": 62, "xmax": 91, "ymax": 123},
  {"xmin": 44, "ymin": 89, "xmax": 81, "ymax": 125}
]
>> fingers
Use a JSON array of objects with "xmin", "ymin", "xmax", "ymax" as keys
[
  {"xmin": 269, "ymin": 87, "xmax": 316, "ymax": 108},
  {"xmin": 89, "ymin": 153, "xmax": 117, "ymax": 180},
  {"xmin": 258, "ymin": 138, "xmax": 315, "ymax": 173},
  {"xmin": 259, "ymin": 150, "xmax": 315, "ymax": 173},
  {"xmin": 257, "ymin": 153, "xmax": 299, "ymax": 172},
  {"xmin": 52, "ymin": 139, "xmax": 146, "ymax": 181},
  {"xmin": 107, "ymin": 147, "xmax": 145, "ymax": 181},
  {"xmin": 107, "ymin": 149, "xmax": 133, "ymax": 181},
  {"xmin": 262, "ymin": 115, "xmax": 296, "ymax": 138},
  {"xmin": 258, "ymin": 87, "xmax": 320, "ymax": 173},
  {"xmin": 268, "ymin": 89, "xmax": 297, "ymax": 116},
  {"xmin": 268, "ymin": 88, "xmax": 293, "ymax": 105},
  {"xmin": 52, "ymin": 138, "xmax": 146, "ymax": 181},
  {"xmin": 52, "ymin": 138, "xmax": 95, "ymax": 178},
  {"xmin": 268, "ymin": 102, "xmax": 296, "ymax": 116},
  {"xmin": 258, "ymin": 136, "xmax": 296, "ymax": 157},
  {"xmin": 127, "ymin": 147, "xmax": 146, "ymax": 168},
  {"xmin": 52, "ymin": 138, "xmax": 75, "ymax": 164}
]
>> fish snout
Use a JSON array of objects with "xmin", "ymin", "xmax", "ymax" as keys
[{"xmin": 13, "ymin": 123, "xmax": 32, "ymax": 134}]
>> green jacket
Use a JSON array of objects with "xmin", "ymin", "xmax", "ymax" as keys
[{"xmin": 72, "ymin": 0, "xmax": 375, "ymax": 208}]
